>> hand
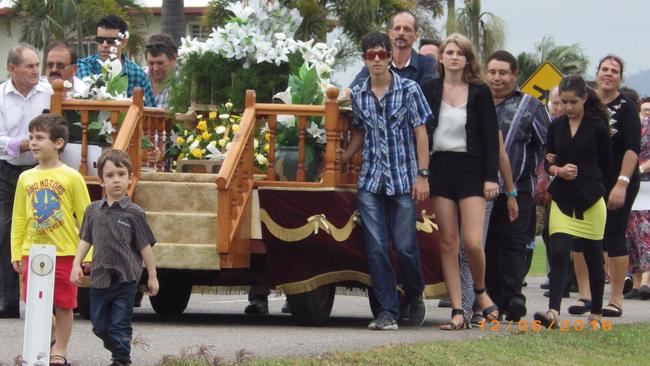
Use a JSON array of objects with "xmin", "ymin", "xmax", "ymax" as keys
[
  {"xmin": 545, "ymin": 153, "xmax": 556, "ymax": 164},
  {"xmin": 70, "ymin": 265, "xmax": 84, "ymax": 286},
  {"xmin": 335, "ymin": 148, "xmax": 348, "ymax": 166},
  {"xmin": 483, "ymin": 181, "xmax": 499, "ymax": 200},
  {"xmin": 19, "ymin": 139, "xmax": 30, "ymax": 153},
  {"xmin": 412, "ymin": 176, "xmax": 429, "ymax": 202},
  {"xmin": 12, "ymin": 261, "xmax": 23, "ymax": 274},
  {"xmin": 146, "ymin": 276, "xmax": 159, "ymax": 297},
  {"xmin": 607, "ymin": 183, "xmax": 627, "ymax": 210},
  {"xmin": 559, "ymin": 164, "xmax": 578, "ymax": 180},
  {"xmin": 507, "ymin": 196, "xmax": 519, "ymax": 222},
  {"xmin": 82, "ymin": 262, "xmax": 92, "ymax": 275}
]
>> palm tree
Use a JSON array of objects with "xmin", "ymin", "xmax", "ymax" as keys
[
  {"xmin": 445, "ymin": 0, "xmax": 455, "ymax": 35},
  {"xmin": 516, "ymin": 36, "xmax": 589, "ymax": 85},
  {"xmin": 7, "ymin": 0, "xmax": 150, "ymax": 64},
  {"xmin": 161, "ymin": 0, "xmax": 185, "ymax": 45},
  {"xmin": 455, "ymin": 0, "xmax": 505, "ymax": 65}
]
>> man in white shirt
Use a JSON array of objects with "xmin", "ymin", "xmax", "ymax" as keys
[
  {"xmin": 45, "ymin": 41, "xmax": 86, "ymax": 96},
  {"xmin": 0, "ymin": 43, "xmax": 52, "ymax": 318}
]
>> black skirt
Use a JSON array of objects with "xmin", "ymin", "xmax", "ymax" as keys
[{"xmin": 429, "ymin": 151, "xmax": 485, "ymax": 201}]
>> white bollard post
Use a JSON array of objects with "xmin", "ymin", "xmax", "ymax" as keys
[{"xmin": 22, "ymin": 244, "xmax": 56, "ymax": 366}]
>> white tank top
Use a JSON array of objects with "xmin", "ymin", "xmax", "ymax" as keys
[{"xmin": 432, "ymin": 101, "xmax": 468, "ymax": 152}]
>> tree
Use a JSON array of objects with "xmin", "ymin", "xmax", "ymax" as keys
[
  {"xmin": 445, "ymin": 0, "xmax": 455, "ymax": 35},
  {"xmin": 455, "ymin": 0, "xmax": 505, "ymax": 65},
  {"xmin": 7, "ymin": 0, "xmax": 150, "ymax": 64},
  {"xmin": 516, "ymin": 36, "xmax": 589, "ymax": 85},
  {"xmin": 161, "ymin": 0, "xmax": 185, "ymax": 46}
]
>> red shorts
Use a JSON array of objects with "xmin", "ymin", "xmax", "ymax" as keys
[{"xmin": 22, "ymin": 255, "xmax": 78, "ymax": 309}]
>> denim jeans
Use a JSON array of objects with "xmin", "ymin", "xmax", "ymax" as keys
[
  {"xmin": 357, "ymin": 189, "xmax": 424, "ymax": 320},
  {"xmin": 90, "ymin": 281, "xmax": 137, "ymax": 364}
]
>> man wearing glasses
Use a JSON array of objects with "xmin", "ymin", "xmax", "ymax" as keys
[
  {"xmin": 144, "ymin": 34, "xmax": 177, "ymax": 109},
  {"xmin": 77, "ymin": 15, "xmax": 155, "ymax": 107},
  {"xmin": 337, "ymin": 32, "xmax": 431, "ymax": 330},
  {"xmin": 45, "ymin": 42, "xmax": 86, "ymax": 96}
]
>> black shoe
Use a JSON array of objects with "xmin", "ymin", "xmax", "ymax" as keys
[
  {"xmin": 540, "ymin": 280, "xmax": 550, "ymax": 290},
  {"xmin": 281, "ymin": 299, "xmax": 291, "ymax": 313},
  {"xmin": 368, "ymin": 312, "xmax": 398, "ymax": 330},
  {"xmin": 522, "ymin": 281, "xmax": 528, "ymax": 288},
  {"xmin": 568, "ymin": 299, "xmax": 591, "ymax": 315},
  {"xmin": 640, "ymin": 285, "xmax": 650, "ymax": 300},
  {"xmin": 623, "ymin": 276, "xmax": 633, "ymax": 294},
  {"xmin": 544, "ymin": 290, "xmax": 570, "ymax": 298},
  {"xmin": 505, "ymin": 298, "xmax": 526, "ymax": 322},
  {"xmin": 133, "ymin": 291, "xmax": 143, "ymax": 308},
  {"xmin": 406, "ymin": 294, "xmax": 427, "ymax": 326},
  {"xmin": 244, "ymin": 299, "xmax": 269, "ymax": 315},
  {"xmin": 438, "ymin": 297, "xmax": 451, "ymax": 308},
  {"xmin": 623, "ymin": 288, "xmax": 640, "ymax": 300},
  {"xmin": 0, "ymin": 306, "xmax": 20, "ymax": 319}
]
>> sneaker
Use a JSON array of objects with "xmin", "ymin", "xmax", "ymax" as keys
[
  {"xmin": 368, "ymin": 312, "xmax": 398, "ymax": 330},
  {"xmin": 623, "ymin": 276, "xmax": 633, "ymax": 294},
  {"xmin": 639, "ymin": 285, "xmax": 650, "ymax": 300},
  {"xmin": 407, "ymin": 294, "xmax": 427, "ymax": 326},
  {"xmin": 244, "ymin": 299, "xmax": 269, "ymax": 315}
]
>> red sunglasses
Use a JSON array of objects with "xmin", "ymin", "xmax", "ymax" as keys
[{"xmin": 362, "ymin": 50, "xmax": 391, "ymax": 60}]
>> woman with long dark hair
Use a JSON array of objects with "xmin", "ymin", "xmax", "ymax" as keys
[
  {"xmin": 535, "ymin": 75, "xmax": 611, "ymax": 327},
  {"xmin": 422, "ymin": 33, "xmax": 500, "ymax": 330},
  {"xmin": 569, "ymin": 55, "xmax": 641, "ymax": 318}
]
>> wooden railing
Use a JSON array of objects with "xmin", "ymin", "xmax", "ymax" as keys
[
  {"xmin": 215, "ymin": 87, "xmax": 361, "ymax": 267},
  {"xmin": 49, "ymin": 80, "xmax": 172, "ymax": 192}
]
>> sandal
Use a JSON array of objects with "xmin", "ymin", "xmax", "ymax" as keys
[
  {"xmin": 587, "ymin": 315, "xmax": 603, "ymax": 330},
  {"xmin": 439, "ymin": 308, "xmax": 469, "ymax": 330},
  {"xmin": 533, "ymin": 309, "xmax": 559, "ymax": 329},
  {"xmin": 602, "ymin": 303, "xmax": 623, "ymax": 317},
  {"xmin": 474, "ymin": 288, "xmax": 499, "ymax": 321},
  {"xmin": 568, "ymin": 298, "xmax": 592, "ymax": 315},
  {"xmin": 49, "ymin": 354, "xmax": 70, "ymax": 366}
]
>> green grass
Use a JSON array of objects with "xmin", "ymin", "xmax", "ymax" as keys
[
  {"xmin": 160, "ymin": 322, "xmax": 649, "ymax": 366},
  {"xmin": 528, "ymin": 237, "xmax": 548, "ymax": 277}
]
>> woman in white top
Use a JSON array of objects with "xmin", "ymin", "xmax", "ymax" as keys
[{"xmin": 422, "ymin": 34, "xmax": 500, "ymax": 330}]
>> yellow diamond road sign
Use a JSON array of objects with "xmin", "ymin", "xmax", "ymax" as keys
[{"xmin": 520, "ymin": 62, "xmax": 563, "ymax": 103}]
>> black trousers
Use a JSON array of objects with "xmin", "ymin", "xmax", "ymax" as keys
[
  {"xmin": 0, "ymin": 160, "xmax": 30, "ymax": 309},
  {"xmin": 485, "ymin": 193, "xmax": 534, "ymax": 310}
]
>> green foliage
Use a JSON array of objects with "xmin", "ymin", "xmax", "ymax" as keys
[
  {"xmin": 289, "ymin": 64, "xmax": 322, "ymax": 105},
  {"xmin": 516, "ymin": 36, "xmax": 589, "ymax": 85},
  {"xmin": 455, "ymin": 0, "xmax": 506, "ymax": 65}
]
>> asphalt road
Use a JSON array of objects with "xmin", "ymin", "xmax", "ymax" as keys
[{"xmin": 1, "ymin": 276, "xmax": 648, "ymax": 365}]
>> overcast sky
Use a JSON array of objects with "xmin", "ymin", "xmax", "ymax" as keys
[{"xmin": 482, "ymin": 0, "xmax": 648, "ymax": 76}]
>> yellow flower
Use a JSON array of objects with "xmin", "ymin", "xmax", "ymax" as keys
[
  {"xmin": 225, "ymin": 101, "xmax": 233, "ymax": 109},
  {"xmin": 264, "ymin": 132, "xmax": 270, "ymax": 141},
  {"xmin": 218, "ymin": 138, "xmax": 227, "ymax": 147},
  {"xmin": 202, "ymin": 131, "xmax": 211, "ymax": 141},
  {"xmin": 209, "ymin": 111, "xmax": 217, "ymax": 120},
  {"xmin": 263, "ymin": 144, "xmax": 269, "ymax": 153},
  {"xmin": 197, "ymin": 120, "xmax": 207, "ymax": 131},
  {"xmin": 191, "ymin": 148, "xmax": 202, "ymax": 158},
  {"xmin": 176, "ymin": 136, "xmax": 185, "ymax": 145},
  {"xmin": 231, "ymin": 124, "xmax": 239, "ymax": 133}
]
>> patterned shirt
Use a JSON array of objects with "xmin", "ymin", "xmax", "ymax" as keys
[
  {"xmin": 350, "ymin": 49, "xmax": 436, "ymax": 89},
  {"xmin": 496, "ymin": 90, "xmax": 550, "ymax": 193},
  {"xmin": 77, "ymin": 54, "xmax": 156, "ymax": 107},
  {"xmin": 351, "ymin": 71, "xmax": 431, "ymax": 195},
  {"xmin": 80, "ymin": 196, "xmax": 156, "ymax": 289}
]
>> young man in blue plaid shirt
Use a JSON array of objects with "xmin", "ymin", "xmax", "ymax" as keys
[
  {"xmin": 77, "ymin": 15, "xmax": 156, "ymax": 107},
  {"xmin": 337, "ymin": 32, "xmax": 432, "ymax": 330}
]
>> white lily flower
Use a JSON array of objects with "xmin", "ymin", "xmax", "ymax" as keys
[
  {"xmin": 306, "ymin": 121, "xmax": 326, "ymax": 144},
  {"xmin": 206, "ymin": 143, "xmax": 225, "ymax": 161},
  {"xmin": 62, "ymin": 80, "xmax": 72, "ymax": 89},
  {"xmin": 189, "ymin": 139, "xmax": 201, "ymax": 151},
  {"xmin": 215, "ymin": 126, "xmax": 227, "ymax": 135},
  {"xmin": 277, "ymin": 115, "xmax": 295, "ymax": 128},
  {"xmin": 273, "ymin": 87, "xmax": 292, "ymax": 104}
]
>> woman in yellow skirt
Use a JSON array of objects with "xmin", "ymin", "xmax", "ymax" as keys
[{"xmin": 534, "ymin": 75, "xmax": 611, "ymax": 328}]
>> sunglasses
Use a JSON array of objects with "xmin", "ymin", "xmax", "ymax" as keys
[
  {"xmin": 362, "ymin": 50, "xmax": 391, "ymax": 60},
  {"xmin": 46, "ymin": 62, "xmax": 71, "ymax": 70},
  {"xmin": 146, "ymin": 42, "xmax": 169, "ymax": 51},
  {"xmin": 95, "ymin": 36, "xmax": 120, "ymax": 45}
]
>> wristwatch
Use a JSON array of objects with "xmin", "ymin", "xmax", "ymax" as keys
[{"xmin": 417, "ymin": 169, "xmax": 430, "ymax": 178}]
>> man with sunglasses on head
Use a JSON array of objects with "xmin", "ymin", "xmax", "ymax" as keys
[
  {"xmin": 350, "ymin": 11, "xmax": 435, "ymax": 89},
  {"xmin": 45, "ymin": 41, "xmax": 85, "ymax": 96},
  {"xmin": 144, "ymin": 34, "xmax": 177, "ymax": 109},
  {"xmin": 77, "ymin": 15, "xmax": 155, "ymax": 107},
  {"xmin": 337, "ymin": 32, "xmax": 431, "ymax": 330}
]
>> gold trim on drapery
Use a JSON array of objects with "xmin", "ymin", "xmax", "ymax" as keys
[{"xmin": 260, "ymin": 209, "xmax": 361, "ymax": 242}]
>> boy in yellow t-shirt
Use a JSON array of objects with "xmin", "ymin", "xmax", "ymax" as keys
[{"xmin": 11, "ymin": 114, "xmax": 90, "ymax": 366}]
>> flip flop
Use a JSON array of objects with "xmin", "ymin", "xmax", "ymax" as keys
[
  {"xmin": 602, "ymin": 303, "xmax": 623, "ymax": 317},
  {"xmin": 49, "ymin": 354, "xmax": 70, "ymax": 366}
]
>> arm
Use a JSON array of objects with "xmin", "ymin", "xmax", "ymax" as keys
[
  {"xmin": 141, "ymin": 75, "xmax": 156, "ymax": 107},
  {"xmin": 337, "ymin": 129, "xmax": 363, "ymax": 164},
  {"xmin": 608, "ymin": 105, "xmax": 641, "ymax": 210},
  {"xmin": 10, "ymin": 176, "xmax": 26, "ymax": 270},
  {"xmin": 70, "ymin": 239, "xmax": 92, "ymax": 286},
  {"xmin": 140, "ymin": 245, "xmax": 159, "ymax": 296},
  {"xmin": 479, "ymin": 85, "xmax": 500, "ymax": 183},
  {"xmin": 413, "ymin": 125, "xmax": 430, "ymax": 201},
  {"xmin": 73, "ymin": 174, "xmax": 93, "ymax": 263},
  {"xmin": 498, "ymin": 131, "xmax": 518, "ymax": 221}
]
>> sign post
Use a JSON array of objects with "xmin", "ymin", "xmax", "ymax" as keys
[
  {"xmin": 520, "ymin": 62, "xmax": 564, "ymax": 104},
  {"xmin": 22, "ymin": 244, "xmax": 56, "ymax": 366}
]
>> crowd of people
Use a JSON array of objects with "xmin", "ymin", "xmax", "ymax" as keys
[{"xmin": 0, "ymin": 7, "xmax": 649, "ymax": 365}]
